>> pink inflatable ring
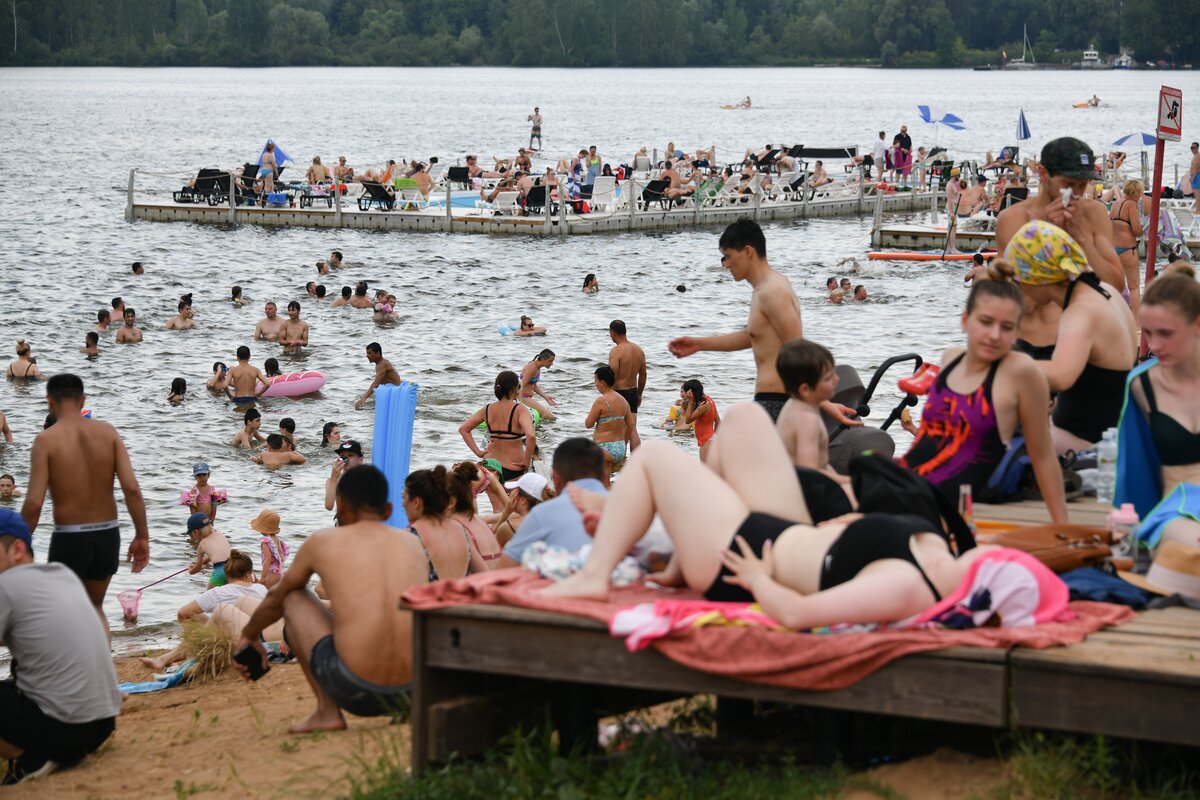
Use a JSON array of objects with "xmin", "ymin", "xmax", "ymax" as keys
[{"xmin": 257, "ymin": 371, "xmax": 326, "ymax": 398}]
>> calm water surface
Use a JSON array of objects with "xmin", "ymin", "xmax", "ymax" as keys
[{"xmin": 0, "ymin": 67, "xmax": 1195, "ymax": 654}]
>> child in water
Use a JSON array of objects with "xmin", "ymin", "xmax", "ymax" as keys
[
  {"xmin": 775, "ymin": 339, "xmax": 843, "ymax": 482},
  {"xmin": 251, "ymin": 508, "xmax": 289, "ymax": 588},
  {"xmin": 180, "ymin": 461, "xmax": 228, "ymax": 521},
  {"xmin": 0, "ymin": 473, "xmax": 21, "ymax": 502},
  {"xmin": 186, "ymin": 512, "xmax": 232, "ymax": 587},
  {"xmin": 168, "ymin": 377, "xmax": 186, "ymax": 403},
  {"xmin": 230, "ymin": 285, "xmax": 246, "ymax": 307}
]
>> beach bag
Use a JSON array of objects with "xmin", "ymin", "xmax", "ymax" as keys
[
  {"xmin": 794, "ymin": 467, "xmax": 854, "ymax": 524},
  {"xmin": 977, "ymin": 436, "xmax": 1033, "ymax": 503},
  {"xmin": 977, "ymin": 525, "xmax": 1112, "ymax": 573},
  {"xmin": 849, "ymin": 454, "xmax": 976, "ymax": 554}
]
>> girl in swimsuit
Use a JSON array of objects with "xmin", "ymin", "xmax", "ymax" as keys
[
  {"xmin": 900, "ymin": 267, "xmax": 1068, "ymax": 523},
  {"xmin": 1109, "ymin": 179, "xmax": 1145, "ymax": 318},
  {"xmin": 1003, "ymin": 220, "xmax": 1137, "ymax": 454},
  {"xmin": 6, "ymin": 339, "xmax": 41, "ymax": 380},
  {"xmin": 402, "ymin": 466, "xmax": 488, "ymax": 581},
  {"xmin": 586, "ymin": 366, "xmax": 632, "ymax": 474},
  {"xmin": 458, "ymin": 371, "xmax": 536, "ymax": 484},
  {"xmin": 538, "ymin": 402, "xmax": 1003, "ymax": 630},
  {"xmin": 519, "ymin": 350, "xmax": 557, "ymax": 422},
  {"xmin": 251, "ymin": 508, "xmax": 289, "ymax": 588},
  {"xmin": 447, "ymin": 462, "xmax": 503, "ymax": 566},
  {"xmin": 1120, "ymin": 265, "xmax": 1200, "ymax": 551}
]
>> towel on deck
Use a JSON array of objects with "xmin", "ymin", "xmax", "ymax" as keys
[{"xmin": 401, "ymin": 569, "xmax": 1134, "ymax": 691}]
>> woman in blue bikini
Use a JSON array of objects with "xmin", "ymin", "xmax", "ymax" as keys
[{"xmin": 585, "ymin": 365, "xmax": 632, "ymax": 474}]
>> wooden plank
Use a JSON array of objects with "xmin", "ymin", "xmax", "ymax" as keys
[
  {"xmin": 976, "ymin": 498, "xmax": 1110, "ymax": 528},
  {"xmin": 418, "ymin": 612, "xmax": 1007, "ymax": 726},
  {"xmin": 1011, "ymin": 638, "xmax": 1200, "ymax": 685}
]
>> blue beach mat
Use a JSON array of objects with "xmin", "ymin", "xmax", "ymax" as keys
[
  {"xmin": 372, "ymin": 382, "xmax": 419, "ymax": 528},
  {"xmin": 119, "ymin": 659, "xmax": 197, "ymax": 694}
]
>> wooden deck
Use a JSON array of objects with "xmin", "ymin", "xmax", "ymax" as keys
[{"xmin": 410, "ymin": 498, "xmax": 1199, "ymax": 770}]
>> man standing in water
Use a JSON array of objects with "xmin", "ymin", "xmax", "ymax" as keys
[
  {"xmin": 164, "ymin": 301, "xmax": 195, "ymax": 330},
  {"xmin": 226, "ymin": 346, "xmax": 271, "ymax": 408},
  {"xmin": 235, "ymin": 465, "xmax": 428, "ymax": 733},
  {"xmin": 355, "ymin": 342, "xmax": 401, "ymax": 411},
  {"xmin": 608, "ymin": 320, "xmax": 647, "ymax": 451},
  {"xmin": 115, "ymin": 308, "xmax": 142, "ymax": 343},
  {"xmin": 279, "ymin": 301, "xmax": 309, "ymax": 351},
  {"xmin": 254, "ymin": 302, "xmax": 285, "ymax": 341},
  {"xmin": 668, "ymin": 219, "xmax": 859, "ymax": 426},
  {"xmin": 95, "ymin": 310, "xmax": 111, "ymax": 332},
  {"xmin": 20, "ymin": 374, "xmax": 150, "ymax": 625},
  {"xmin": 528, "ymin": 107, "xmax": 543, "ymax": 151}
]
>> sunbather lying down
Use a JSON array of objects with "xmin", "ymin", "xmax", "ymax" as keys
[{"xmin": 539, "ymin": 402, "xmax": 1001, "ymax": 630}]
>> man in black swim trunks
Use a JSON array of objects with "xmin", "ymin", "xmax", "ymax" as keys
[
  {"xmin": 608, "ymin": 320, "xmax": 646, "ymax": 451},
  {"xmin": 20, "ymin": 374, "xmax": 150, "ymax": 631}
]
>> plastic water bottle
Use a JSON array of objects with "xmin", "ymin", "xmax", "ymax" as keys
[
  {"xmin": 1095, "ymin": 428, "xmax": 1118, "ymax": 505},
  {"xmin": 1108, "ymin": 503, "xmax": 1139, "ymax": 559}
]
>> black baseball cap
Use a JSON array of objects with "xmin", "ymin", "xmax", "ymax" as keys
[
  {"xmin": 336, "ymin": 440, "xmax": 363, "ymax": 458},
  {"xmin": 1040, "ymin": 137, "xmax": 1098, "ymax": 180}
]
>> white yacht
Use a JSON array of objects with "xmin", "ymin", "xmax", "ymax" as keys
[
  {"xmin": 1080, "ymin": 44, "xmax": 1107, "ymax": 69},
  {"xmin": 1004, "ymin": 25, "xmax": 1038, "ymax": 70}
]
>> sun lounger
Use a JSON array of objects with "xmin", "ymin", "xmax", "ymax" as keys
[
  {"xmin": 173, "ymin": 168, "xmax": 227, "ymax": 205},
  {"xmin": 1170, "ymin": 206, "xmax": 1198, "ymax": 236},
  {"xmin": 426, "ymin": 163, "xmax": 447, "ymax": 185},
  {"xmin": 588, "ymin": 176, "xmax": 618, "ymax": 212},
  {"xmin": 522, "ymin": 184, "xmax": 548, "ymax": 215},
  {"xmin": 999, "ymin": 186, "xmax": 1029, "ymax": 210},
  {"xmin": 481, "ymin": 190, "xmax": 519, "ymax": 215},
  {"xmin": 639, "ymin": 178, "xmax": 672, "ymax": 210},
  {"xmin": 393, "ymin": 178, "xmax": 427, "ymax": 211},
  {"xmin": 447, "ymin": 166, "xmax": 472, "ymax": 189},
  {"xmin": 357, "ymin": 181, "xmax": 396, "ymax": 211}
]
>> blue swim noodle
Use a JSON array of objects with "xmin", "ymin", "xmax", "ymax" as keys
[{"xmin": 372, "ymin": 382, "xmax": 419, "ymax": 528}]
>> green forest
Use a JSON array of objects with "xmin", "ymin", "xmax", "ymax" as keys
[{"xmin": 2, "ymin": 0, "xmax": 1196, "ymax": 68}]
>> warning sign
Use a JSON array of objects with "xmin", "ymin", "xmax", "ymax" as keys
[{"xmin": 1158, "ymin": 85, "xmax": 1182, "ymax": 142}]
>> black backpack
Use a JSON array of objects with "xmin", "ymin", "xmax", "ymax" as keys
[{"xmin": 849, "ymin": 454, "xmax": 977, "ymax": 554}]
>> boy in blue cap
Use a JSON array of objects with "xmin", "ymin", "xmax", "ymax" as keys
[{"xmin": 186, "ymin": 512, "xmax": 231, "ymax": 587}]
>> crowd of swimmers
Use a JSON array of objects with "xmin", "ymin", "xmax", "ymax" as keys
[{"xmin": 2, "ymin": 131, "xmax": 1200, "ymax": 784}]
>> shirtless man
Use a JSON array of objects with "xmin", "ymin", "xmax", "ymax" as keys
[
  {"xmin": 349, "ymin": 282, "xmax": 374, "ymax": 310},
  {"xmin": 254, "ymin": 302, "xmax": 284, "ymax": 341},
  {"xmin": 251, "ymin": 434, "xmax": 306, "ymax": 467},
  {"xmin": 1188, "ymin": 141, "xmax": 1200, "ymax": 214},
  {"xmin": 20, "ymin": 374, "xmax": 150, "ymax": 622},
  {"xmin": 81, "ymin": 332, "xmax": 99, "ymax": 355},
  {"xmin": 810, "ymin": 160, "xmax": 831, "ymax": 188},
  {"xmin": 528, "ymin": 107, "xmax": 543, "ymax": 151},
  {"xmin": 115, "ymin": 308, "xmax": 143, "ymax": 344},
  {"xmin": 231, "ymin": 408, "xmax": 265, "ymax": 448},
  {"xmin": 306, "ymin": 156, "xmax": 329, "ymax": 184},
  {"xmin": 225, "ymin": 345, "xmax": 271, "ymax": 407},
  {"xmin": 279, "ymin": 301, "xmax": 309, "ymax": 351},
  {"xmin": 329, "ymin": 250, "xmax": 344, "ymax": 269},
  {"xmin": 111, "ymin": 297, "xmax": 125, "ymax": 320},
  {"xmin": 608, "ymin": 320, "xmax": 646, "ymax": 451},
  {"xmin": 514, "ymin": 148, "xmax": 532, "ymax": 173},
  {"xmin": 334, "ymin": 157, "xmax": 353, "ymax": 182},
  {"xmin": 988, "ymin": 137, "xmax": 1124, "ymax": 359},
  {"xmin": 668, "ymin": 219, "xmax": 859, "ymax": 426},
  {"xmin": 658, "ymin": 161, "xmax": 695, "ymax": 200},
  {"xmin": 95, "ymin": 309, "xmax": 111, "ymax": 332},
  {"xmin": 235, "ymin": 465, "xmax": 427, "ymax": 733},
  {"xmin": 164, "ymin": 301, "xmax": 195, "ymax": 330},
  {"xmin": 355, "ymin": 342, "xmax": 401, "ymax": 411},
  {"xmin": 960, "ymin": 175, "xmax": 990, "ymax": 216}
]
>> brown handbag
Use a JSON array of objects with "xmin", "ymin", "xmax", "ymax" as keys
[{"xmin": 976, "ymin": 524, "xmax": 1113, "ymax": 573}]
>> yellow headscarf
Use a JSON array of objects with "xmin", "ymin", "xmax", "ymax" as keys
[{"xmin": 1003, "ymin": 220, "xmax": 1089, "ymax": 285}]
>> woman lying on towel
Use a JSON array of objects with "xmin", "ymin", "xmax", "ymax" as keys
[
  {"xmin": 539, "ymin": 402, "xmax": 1009, "ymax": 630},
  {"xmin": 1116, "ymin": 264, "xmax": 1200, "ymax": 551}
]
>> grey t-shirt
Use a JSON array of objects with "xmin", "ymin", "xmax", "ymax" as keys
[{"xmin": 0, "ymin": 563, "xmax": 122, "ymax": 723}]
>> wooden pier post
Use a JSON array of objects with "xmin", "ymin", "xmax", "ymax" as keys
[
  {"xmin": 628, "ymin": 178, "xmax": 637, "ymax": 233},
  {"xmin": 125, "ymin": 169, "xmax": 135, "ymax": 222},
  {"xmin": 857, "ymin": 165, "xmax": 865, "ymax": 214},
  {"xmin": 228, "ymin": 172, "xmax": 236, "ymax": 225},
  {"xmin": 445, "ymin": 181, "xmax": 453, "ymax": 232}
]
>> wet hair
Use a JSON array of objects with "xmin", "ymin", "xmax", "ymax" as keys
[
  {"xmin": 224, "ymin": 549, "xmax": 254, "ymax": 580},
  {"xmin": 264, "ymin": 357, "xmax": 281, "ymax": 376},
  {"xmin": 340, "ymin": 286, "xmax": 352, "ymax": 299},
  {"xmin": 178, "ymin": 300, "xmax": 188, "ymax": 311},
  {"xmin": 354, "ymin": 282, "xmax": 368, "ymax": 297},
  {"xmin": 180, "ymin": 293, "xmax": 193, "ymax": 307},
  {"xmin": 494, "ymin": 370, "xmax": 520, "ymax": 399},
  {"xmin": 306, "ymin": 281, "xmax": 316, "ymax": 292},
  {"xmin": 46, "ymin": 373, "xmax": 84, "ymax": 401},
  {"xmin": 244, "ymin": 408, "xmax": 261, "ymax": 423},
  {"xmin": 337, "ymin": 464, "xmax": 389, "ymax": 515},
  {"xmin": 583, "ymin": 273, "xmax": 596, "ymax": 287},
  {"xmin": 170, "ymin": 377, "xmax": 186, "ymax": 395},
  {"xmin": 321, "ymin": 421, "xmax": 339, "ymax": 447},
  {"xmin": 536, "ymin": 348, "xmax": 555, "ymax": 362},
  {"xmin": 43, "ymin": 413, "xmax": 56, "ymax": 429},
  {"xmin": 287, "ymin": 301, "xmax": 300, "ymax": 312},
  {"xmin": 777, "ymin": 339, "xmax": 835, "ymax": 397},
  {"xmin": 718, "ymin": 219, "xmax": 767, "ymax": 258},
  {"xmin": 826, "ymin": 277, "xmax": 837, "ymax": 289},
  {"xmin": 231, "ymin": 286, "xmax": 242, "ymax": 300},
  {"xmin": 111, "ymin": 297, "xmax": 123, "ymax": 310},
  {"xmin": 366, "ymin": 342, "xmax": 382, "ymax": 355},
  {"xmin": 279, "ymin": 417, "xmax": 295, "ymax": 434},
  {"xmin": 97, "ymin": 309, "xmax": 110, "ymax": 323},
  {"xmin": 447, "ymin": 462, "xmax": 480, "ymax": 517},
  {"xmin": 1143, "ymin": 264, "xmax": 1200, "ymax": 322},
  {"xmin": 966, "ymin": 259, "xmax": 1026, "ymax": 318},
  {"xmin": 0, "ymin": 474, "xmax": 13, "ymax": 484},
  {"xmin": 123, "ymin": 307, "xmax": 135, "ymax": 318},
  {"xmin": 131, "ymin": 261, "xmax": 143, "ymax": 273},
  {"xmin": 405, "ymin": 466, "xmax": 450, "ymax": 518},
  {"xmin": 266, "ymin": 433, "xmax": 284, "ymax": 449},
  {"xmin": 15, "ymin": 339, "xmax": 30, "ymax": 356},
  {"xmin": 237, "ymin": 345, "xmax": 250, "ymax": 360},
  {"xmin": 609, "ymin": 319, "xmax": 627, "ymax": 336},
  {"xmin": 316, "ymin": 284, "xmax": 327, "ymax": 298},
  {"xmin": 213, "ymin": 361, "xmax": 226, "ymax": 373},
  {"xmin": 972, "ymin": 253, "xmax": 985, "ymax": 266},
  {"xmin": 682, "ymin": 378, "xmax": 705, "ymax": 399},
  {"xmin": 85, "ymin": 332, "xmax": 99, "ymax": 346},
  {"xmin": 854, "ymin": 284, "xmax": 865, "ymax": 295},
  {"xmin": 551, "ymin": 438, "xmax": 606, "ymax": 483},
  {"xmin": 594, "ymin": 365, "xmax": 616, "ymax": 386},
  {"xmin": 331, "ymin": 250, "xmax": 343, "ymax": 261}
]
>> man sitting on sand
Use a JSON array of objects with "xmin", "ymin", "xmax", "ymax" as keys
[
  {"xmin": 0, "ymin": 509, "xmax": 122, "ymax": 784},
  {"xmin": 235, "ymin": 465, "xmax": 429, "ymax": 733}
]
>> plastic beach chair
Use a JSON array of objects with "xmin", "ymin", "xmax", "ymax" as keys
[{"xmin": 588, "ymin": 176, "xmax": 617, "ymax": 212}]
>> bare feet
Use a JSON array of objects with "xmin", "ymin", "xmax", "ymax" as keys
[
  {"xmin": 567, "ymin": 483, "xmax": 607, "ymax": 517},
  {"xmin": 139, "ymin": 655, "xmax": 169, "ymax": 671},
  {"xmin": 288, "ymin": 708, "xmax": 347, "ymax": 735},
  {"xmin": 534, "ymin": 569, "xmax": 611, "ymax": 601}
]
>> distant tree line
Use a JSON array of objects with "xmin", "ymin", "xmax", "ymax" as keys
[{"xmin": 2, "ymin": 0, "xmax": 1195, "ymax": 68}]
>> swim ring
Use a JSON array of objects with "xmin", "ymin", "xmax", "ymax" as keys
[
  {"xmin": 257, "ymin": 371, "xmax": 326, "ymax": 398},
  {"xmin": 497, "ymin": 321, "xmax": 520, "ymax": 336}
]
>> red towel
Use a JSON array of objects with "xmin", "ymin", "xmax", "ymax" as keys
[{"xmin": 402, "ymin": 569, "xmax": 1134, "ymax": 691}]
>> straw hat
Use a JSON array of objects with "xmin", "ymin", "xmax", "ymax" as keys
[
  {"xmin": 1119, "ymin": 542, "xmax": 1200, "ymax": 601},
  {"xmin": 250, "ymin": 509, "xmax": 281, "ymax": 535}
]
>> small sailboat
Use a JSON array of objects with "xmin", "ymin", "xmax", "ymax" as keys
[{"xmin": 1003, "ymin": 25, "xmax": 1038, "ymax": 70}]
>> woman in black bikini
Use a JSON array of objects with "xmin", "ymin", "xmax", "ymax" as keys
[
  {"xmin": 1109, "ymin": 179, "xmax": 1145, "ymax": 318},
  {"xmin": 6, "ymin": 339, "xmax": 41, "ymax": 380},
  {"xmin": 458, "ymin": 371, "xmax": 536, "ymax": 483},
  {"xmin": 540, "ymin": 403, "xmax": 996, "ymax": 630}
]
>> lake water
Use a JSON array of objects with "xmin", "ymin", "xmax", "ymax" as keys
[{"xmin": 0, "ymin": 66, "xmax": 1195, "ymax": 655}]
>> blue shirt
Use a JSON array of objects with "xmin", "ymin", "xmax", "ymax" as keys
[{"xmin": 503, "ymin": 478, "xmax": 608, "ymax": 562}]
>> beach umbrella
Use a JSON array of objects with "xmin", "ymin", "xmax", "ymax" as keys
[
  {"xmin": 917, "ymin": 105, "xmax": 966, "ymax": 145},
  {"xmin": 1017, "ymin": 109, "xmax": 1031, "ymax": 141},
  {"xmin": 1112, "ymin": 132, "xmax": 1157, "ymax": 147},
  {"xmin": 258, "ymin": 139, "xmax": 293, "ymax": 165}
]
